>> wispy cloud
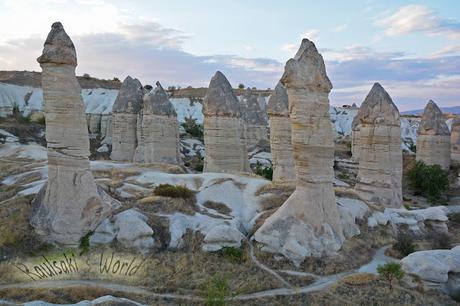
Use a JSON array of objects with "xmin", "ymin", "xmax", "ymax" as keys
[
  {"xmin": 376, "ymin": 4, "xmax": 460, "ymax": 40},
  {"xmin": 333, "ymin": 24, "xmax": 348, "ymax": 32},
  {"xmin": 300, "ymin": 29, "xmax": 320, "ymax": 41}
]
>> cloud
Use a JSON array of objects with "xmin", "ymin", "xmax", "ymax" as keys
[
  {"xmin": 281, "ymin": 43, "xmax": 298, "ymax": 55},
  {"xmin": 431, "ymin": 45, "xmax": 460, "ymax": 57},
  {"xmin": 324, "ymin": 46, "xmax": 460, "ymax": 110},
  {"xmin": 0, "ymin": 23, "xmax": 282, "ymax": 89},
  {"xmin": 333, "ymin": 24, "xmax": 348, "ymax": 32},
  {"xmin": 376, "ymin": 4, "xmax": 460, "ymax": 39}
]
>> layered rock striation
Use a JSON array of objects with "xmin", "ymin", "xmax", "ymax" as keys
[{"xmin": 203, "ymin": 71, "xmax": 249, "ymax": 173}]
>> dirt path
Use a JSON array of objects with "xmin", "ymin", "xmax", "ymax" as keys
[{"xmin": 0, "ymin": 244, "xmax": 394, "ymax": 304}]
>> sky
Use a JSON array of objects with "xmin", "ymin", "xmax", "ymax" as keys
[{"xmin": 0, "ymin": 0, "xmax": 459, "ymax": 111}]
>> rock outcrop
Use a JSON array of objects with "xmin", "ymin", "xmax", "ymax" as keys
[
  {"xmin": 203, "ymin": 71, "xmax": 249, "ymax": 173},
  {"xmin": 133, "ymin": 82, "xmax": 179, "ymax": 164},
  {"xmin": 30, "ymin": 22, "xmax": 114, "ymax": 245},
  {"xmin": 254, "ymin": 39, "xmax": 344, "ymax": 266},
  {"xmin": 401, "ymin": 245, "xmax": 460, "ymax": 283},
  {"xmin": 416, "ymin": 100, "xmax": 451, "ymax": 170},
  {"xmin": 354, "ymin": 83, "xmax": 402, "ymax": 208},
  {"xmin": 266, "ymin": 82, "xmax": 295, "ymax": 182},
  {"xmin": 450, "ymin": 118, "xmax": 460, "ymax": 164},
  {"xmin": 110, "ymin": 76, "xmax": 143, "ymax": 161},
  {"xmin": 240, "ymin": 88, "xmax": 268, "ymax": 149},
  {"xmin": 90, "ymin": 209, "xmax": 154, "ymax": 253}
]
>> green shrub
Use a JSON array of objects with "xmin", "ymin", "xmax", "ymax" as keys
[
  {"xmin": 35, "ymin": 116, "xmax": 46, "ymax": 125},
  {"xmin": 79, "ymin": 231, "xmax": 93, "ymax": 255},
  {"xmin": 217, "ymin": 246, "xmax": 245, "ymax": 263},
  {"xmin": 201, "ymin": 276, "xmax": 231, "ymax": 306},
  {"xmin": 154, "ymin": 184, "xmax": 194, "ymax": 199},
  {"xmin": 337, "ymin": 172, "xmax": 350, "ymax": 180},
  {"xmin": 377, "ymin": 262, "xmax": 405, "ymax": 290},
  {"xmin": 254, "ymin": 161, "xmax": 273, "ymax": 180},
  {"xmin": 393, "ymin": 233, "xmax": 415, "ymax": 257},
  {"xmin": 181, "ymin": 118, "xmax": 203, "ymax": 138},
  {"xmin": 407, "ymin": 161, "xmax": 449, "ymax": 203},
  {"xmin": 408, "ymin": 143, "xmax": 416, "ymax": 153}
]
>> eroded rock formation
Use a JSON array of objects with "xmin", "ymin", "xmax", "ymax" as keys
[
  {"xmin": 110, "ymin": 76, "xmax": 143, "ymax": 161},
  {"xmin": 30, "ymin": 22, "xmax": 114, "ymax": 244},
  {"xmin": 254, "ymin": 39, "xmax": 344, "ymax": 266},
  {"xmin": 133, "ymin": 82, "xmax": 179, "ymax": 164},
  {"xmin": 266, "ymin": 82, "xmax": 295, "ymax": 182},
  {"xmin": 241, "ymin": 88, "xmax": 268, "ymax": 149},
  {"xmin": 203, "ymin": 71, "xmax": 249, "ymax": 173},
  {"xmin": 416, "ymin": 100, "xmax": 451, "ymax": 170},
  {"xmin": 354, "ymin": 83, "xmax": 402, "ymax": 208},
  {"xmin": 450, "ymin": 118, "xmax": 460, "ymax": 164},
  {"xmin": 351, "ymin": 114, "xmax": 360, "ymax": 162}
]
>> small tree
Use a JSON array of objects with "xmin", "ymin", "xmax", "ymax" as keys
[
  {"xmin": 393, "ymin": 233, "xmax": 415, "ymax": 257},
  {"xmin": 377, "ymin": 262, "xmax": 405, "ymax": 290},
  {"xmin": 238, "ymin": 83, "xmax": 245, "ymax": 89},
  {"xmin": 82, "ymin": 73, "xmax": 91, "ymax": 79},
  {"xmin": 407, "ymin": 161, "xmax": 449, "ymax": 203}
]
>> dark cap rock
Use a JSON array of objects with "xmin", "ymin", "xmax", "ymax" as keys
[{"xmin": 37, "ymin": 22, "xmax": 77, "ymax": 66}]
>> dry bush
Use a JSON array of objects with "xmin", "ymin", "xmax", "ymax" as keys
[
  {"xmin": 342, "ymin": 273, "xmax": 377, "ymax": 285},
  {"xmin": 153, "ymin": 184, "xmax": 195, "ymax": 199},
  {"xmin": 203, "ymin": 201, "xmax": 232, "ymax": 215}
]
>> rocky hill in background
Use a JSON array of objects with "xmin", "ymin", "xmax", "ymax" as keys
[{"xmin": 0, "ymin": 70, "xmax": 122, "ymax": 89}]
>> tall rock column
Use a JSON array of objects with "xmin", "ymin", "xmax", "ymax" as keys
[
  {"xmin": 30, "ymin": 22, "xmax": 112, "ymax": 245},
  {"xmin": 254, "ymin": 39, "xmax": 344, "ymax": 266},
  {"xmin": 354, "ymin": 83, "xmax": 402, "ymax": 208},
  {"xmin": 451, "ymin": 118, "xmax": 460, "ymax": 164},
  {"xmin": 134, "ymin": 82, "xmax": 180, "ymax": 164},
  {"xmin": 241, "ymin": 88, "xmax": 268, "ymax": 150},
  {"xmin": 351, "ymin": 115, "xmax": 360, "ymax": 162},
  {"xmin": 203, "ymin": 71, "xmax": 249, "ymax": 173},
  {"xmin": 416, "ymin": 100, "xmax": 451, "ymax": 170},
  {"xmin": 267, "ymin": 82, "xmax": 295, "ymax": 182},
  {"xmin": 110, "ymin": 76, "xmax": 143, "ymax": 161}
]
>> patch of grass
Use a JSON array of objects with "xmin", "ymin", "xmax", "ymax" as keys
[
  {"xmin": 407, "ymin": 161, "xmax": 449, "ymax": 203},
  {"xmin": 393, "ymin": 233, "xmax": 415, "ymax": 257},
  {"xmin": 203, "ymin": 201, "xmax": 231, "ymax": 215},
  {"xmin": 254, "ymin": 161, "xmax": 273, "ymax": 180},
  {"xmin": 342, "ymin": 273, "xmax": 377, "ymax": 285},
  {"xmin": 153, "ymin": 184, "xmax": 195, "ymax": 199},
  {"xmin": 79, "ymin": 231, "xmax": 93, "ymax": 255},
  {"xmin": 217, "ymin": 246, "xmax": 245, "ymax": 263},
  {"xmin": 201, "ymin": 275, "xmax": 231, "ymax": 306},
  {"xmin": 337, "ymin": 172, "xmax": 350, "ymax": 180},
  {"xmin": 377, "ymin": 262, "xmax": 404, "ymax": 290}
]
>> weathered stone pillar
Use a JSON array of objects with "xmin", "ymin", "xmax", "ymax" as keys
[
  {"xmin": 203, "ymin": 71, "xmax": 249, "ymax": 173},
  {"xmin": 254, "ymin": 39, "xmax": 344, "ymax": 266},
  {"xmin": 30, "ymin": 22, "xmax": 112, "ymax": 244},
  {"xmin": 241, "ymin": 88, "xmax": 268, "ymax": 150},
  {"xmin": 451, "ymin": 118, "xmax": 460, "ymax": 165},
  {"xmin": 267, "ymin": 82, "xmax": 295, "ymax": 182},
  {"xmin": 110, "ymin": 76, "xmax": 143, "ymax": 161},
  {"xmin": 354, "ymin": 83, "xmax": 402, "ymax": 208},
  {"xmin": 134, "ymin": 82, "xmax": 179, "ymax": 164},
  {"xmin": 416, "ymin": 100, "xmax": 451, "ymax": 170},
  {"xmin": 351, "ymin": 115, "xmax": 360, "ymax": 162}
]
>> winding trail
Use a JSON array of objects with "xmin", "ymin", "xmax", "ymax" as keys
[{"xmin": 0, "ymin": 244, "xmax": 394, "ymax": 304}]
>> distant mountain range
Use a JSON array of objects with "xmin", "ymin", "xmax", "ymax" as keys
[{"xmin": 401, "ymin": 106, "xmax": 460, "ymax": 115}]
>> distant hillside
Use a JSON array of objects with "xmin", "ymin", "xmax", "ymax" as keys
[
  {"xmin": 402, "ymin": 106, "xmax": 460, "ymax": 115},
  {"xmin": 170, "ymin": 86, "xmax": 273, "ymax": 99},
  {"xmin": 0, "ymin": 70, "xmax": 122, "ymax": 90}
]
